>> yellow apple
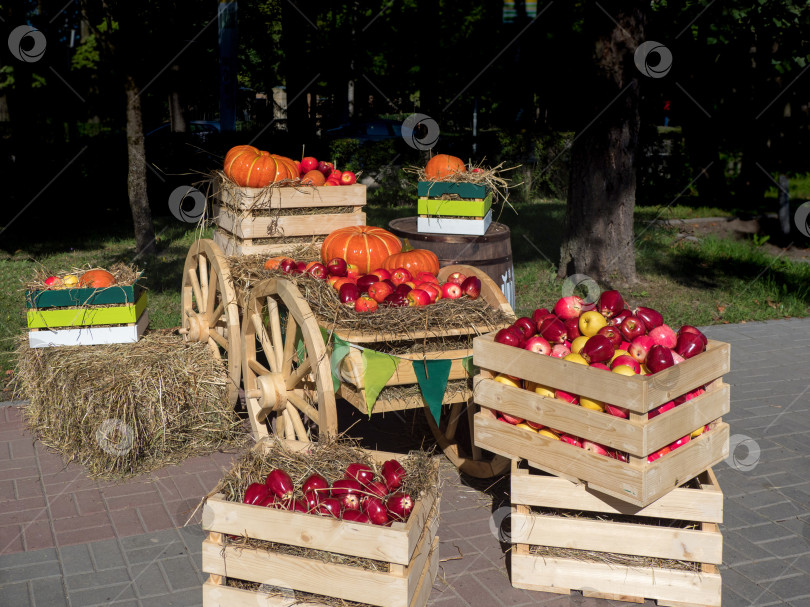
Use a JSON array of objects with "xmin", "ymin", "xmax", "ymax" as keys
[
  {"xmin": 570, "ymin": 335, "xmax": 590, "ymax": 354},
  {"xmin": 612, "ymin": 364, "xmax": 637, "ymax": 377},
  {"xmin": 516, "ymin": 422, "xmax": 538, "ymax": 433},
  {"xmin": 691, "ymin": 425, "xmax": 706, "ymax": 438},
  {"xmin": 537, "ymin": 428, "xmax": 561, "ymax": 440},
  {"xmin": 579, "ymin": 310, "xmax": 607, "ymax": 337},
  {"xmin": 62, "ymin": 274, "xmax": 79, "ymax": 288},
  {"xmin": 563, "ymin": 353, "xmax": 588, "ymax": 366},
  {"xmin": 580, "ymin": 396, "xmax": 606, "ymax": 412},
  {"xmin": 525, "ymin": 381, "xmax": 555, "ymax": 398},
  {"xmin": 610, "ymin": 349, "xmax": 628, "ymax": 362},
  {"xmin": 494, "ymin": 373, "xmax": 522, "ymax": 389}
]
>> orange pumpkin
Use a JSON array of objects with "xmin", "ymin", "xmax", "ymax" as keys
[
  {"xmin": 425, "ymin": 154, "xmax": 466, "ymax": 181},
  {"xmin": 264, "ymin": 256, "xmax": 288, "ymax": 271},
  {"xmin": 321, "ymin": 226, "xmax": 402, "ymax": 274},
  {"xmin": 382, "ymin": 246, "xmax": 440, "ymax": 276},
  {"xmin": 300, "ymin": 170, "xmax": 326, "ymax": 186},
  {"xmin": 78, "ymin": 269, "xmax": 117, "ymax": 288},
  {"xmin": 224, "ymin": 145, "xmax": 300, "ymax": 187}
]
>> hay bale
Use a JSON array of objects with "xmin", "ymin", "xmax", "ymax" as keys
[{"xmin": 14, "ymin": 331, "xmax": 249, "ymax": 480}]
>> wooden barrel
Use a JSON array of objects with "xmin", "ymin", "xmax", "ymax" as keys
[{"xmin": 388, "ymin": 217, "xmax": 515, "ymax": 310}]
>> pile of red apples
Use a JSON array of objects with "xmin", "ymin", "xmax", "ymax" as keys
[{"xmin": 492, "ymin": 290, "xmax": 712, "ymax": 463}]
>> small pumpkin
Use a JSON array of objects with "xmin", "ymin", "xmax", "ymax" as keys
[
  {"xmin": 382, "ymin": 242, "xmax": 440, "ymax": 276},
  {"xmin": 424, "ymin": 154, "xmax": 466, "ymax": 181},
  {"xmin": 223, "ymin": 145, "xmax": 300, "ymax": 187},
  {"xmin": 321, "ymin": 226, "xmax": 402, "ymax": 274},
  {"xmin": 78, "ymin": 269, "xmax": 117, "ymax": 288},
  {"xmin": 264, "ymin": 256, "xmax": 288, "ymax": 271},
  {"xmin": 300, "ymin": 170, "xmax": 326, "ymax": 186}
]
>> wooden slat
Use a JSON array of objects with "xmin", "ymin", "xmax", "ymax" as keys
[
  {"xmin": 218, "ymin": 183, "xmax": 367, "ymax": 210},
  {"xmin": 510, "ymin": 553, "xmax": 722, "ymax": 606},
  {"xmin": 474, "ymin": 333, "xmax": 730, "ymax": 413},
  {"xmin": 475, "ymin": 408, "xmax": 729, "ymax": 507},
  {"xmin": 511, "ymin": 505, "xmax": 723, "ymax": 563},
  {"xmin": 340, "ymin": 348, "xmax": 472, "ymax": 389},
  {"xmin": 27, "ymin": 292, "xmax": 147, "ymax": 329},
  {"xmin": 215, "ymin": 204, "xmax": 367, "ymax": 238},
  {"xmin": 28, "ymin": 310, "xmax": 149, "ymax": 348},
  {"xmin": 510, "ymin": 462, "xmax": 724, "ymax": 523},
  {"xmin": 213, "ymin": 229, "xmax": 325, "ymax": 257}
]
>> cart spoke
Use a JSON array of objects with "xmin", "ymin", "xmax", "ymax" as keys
[
  {"xmin": 248, "ymin": 358, "xmax": 272, "ymax": 377},
  {"xmin": 205, "ymin": 268, "xmax": 218, "ymax": 318},
  {"xmin": 285, "ymin": 402, "xmax": 310, "ymax": 442},
  {"xmin": 199, "ymin": 255, "xmax": 209, "ymax": 312},
  {"xmin": 208, "ymin": 301, "xmax": 224, "ymax": 329},
  {"xmin": 267, "ymin": 297, "xmax": 284, "ymax": 372},
  {"xmin": 285, "ymin": 356, "xmax": 312, "ymax": 391},
  {"xmin": 282, "ymin": 313, "xmax": 298, "ymax": 377},
  {"xmin": 250, "ymin": 312, "xmax": 278, "ymax": 373},
  {"xmin": 188, "ymin": 267, "xmax": 204, "ymax": 311},
  {"xmin": 286, "ymin": 391, "xmax": 320, "ymax": 425},
  {"xmin": 209, "ymin": 329, "xmax": 229, "ymax": 351}
]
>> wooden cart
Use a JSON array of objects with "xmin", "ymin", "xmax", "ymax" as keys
[{"xmin": 180, "ymin": 238, "xmax": 514, "ymax": 478}]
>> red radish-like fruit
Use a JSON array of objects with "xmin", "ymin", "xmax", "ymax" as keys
[
  {"xmin": 597, "ymin": 325, "xmax": 622, "ymax": 348},
  {"xmin": 327, "ymin": 258, "xmax": 348, "ymax": 277},
  {"xmin": 342, "ymin": 510, "xmax": 370, "ymax": 524},
  {"xmin": 513, "ymin": 317, "xmax": 537, "ymax": 338},
  {"xmin": 635, "ymin": 306, "xmax": 663, "ymax": 330},
  {"xmin": 649, "ymin": 324, "xmax": 677, "ymax": 348},
  {"xmin": 303, "ymin": 491, "xmax": 321, "ymax": 512},
  {"xmin": 407, "ymin": 289, "xmax": 431, "ymax": 307},
  {"xmin": 679, "ymin": 325, "xmax": 708, "ymax": 346},
  {"xmin": 244, "ymin": 482, "xmax": 270, "ymax": 505},
  {"xmin": 628, "ymin": 335, "xmax": 655, "ymax": 364},
  {"xmin": 302, "ymin": 473, "xmax": 329, "ymax": 496},
  {"xmin": 648, "ymin": 400, "xmax": 676, "ymax": 419},
  {"xmin": 611, "ymin": 354, "xmax": 641, "ymax": 374},
  {"xmin": 494, "ymin": 327, "xmax": 522, "ymax": 348},
  {"xmin": 524, "ymin": 335, "xmax": 551, "ymax": 355},
  {"xmin": 597, "ymin": 290, "xmax": 625, "ymax": 319},
  {"xmin": 605, "ymin": 403, "xmax": 629, "ymax": 418},
  {"xmin": 537, "ymin": 317, "xmax": 568, "ymax": 344},
  {"xmin": 278, "ymin": 258, "xmax": 296, "ymax": 274},
  {"xmin": 339, "ymin": 283, "xmax": 361, "ymax": 305},
  {"xmin": 564, "ymin": 317, "xmax": 582, "ymax": 341},
  {"xmin": 339, "ymin": 493, "xmax": 361, "ymax": 511},
  {"xmin": 580, "ymin": 334, "xmax": 615, "ymax": 364},
  {"xmin": 381, "ymin": 460, "xmax": 406, "ymax": 491},
  {"xmin": 290, "ymin": 499, "xmax": 308, "ymax": 513},
  {"xmin": 550, "ymin": 344, "xmax": 571, "ymax": 358},
  {"xmin": 610, "ymin": 308, "xmax": 632, "ymax": 327},
  {"xmin": 265, "ymin": 469, "xmax": 294, "ymax": 501},
  {"xmin": 620, "ymin": 315, "xmax": 647, "ymax": 341},
  {"xmin": 345, "ymin": 463, "xmax": 375, "ymax": 487},
  {"xmin": 415, "ymin": 271, "xmax": 438, "ymax": 284},
  {"xmin": 675, "ymin": 332, "xmax": 705, "ymax": 359},
  {"xmin": 363, "ymin": 481, "xmax": 389, "ymax": 501},
  {"xmin": 259, "ymin": 493, "xmax": 280, "ymax": 508},
  {"xmin": 460, "ymin": 276, "xmax": 481, "ymax": 299},
  {"xmin": 553, "ymin": 296, "xmax": 584, "ymax": 320},
  {"xmin": 318, "ymin": 498, "xmax": 342, "ymax": 518},
  {"xmin": 362, "ymin": 496, "xmax": 391, "ymax": 525},
  {"xmin": 332, "ymin": 478, "xmax": 362, "ymax": 496},
  {"xmin": 531, "ymin": 308, "xmax": 551, "ymax": 324},
  {"xmin": 386, "ymin": 492, "xmax": 413, "ymax": 522},
  {"xmin": 646, "ymin": 344, "xmax": 675, "ymax": 373}
]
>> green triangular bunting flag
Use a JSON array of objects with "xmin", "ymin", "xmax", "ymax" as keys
[
  {"xmin": 462, "ymin": 355, "xmax": 478, "ymax": 377},
  {"xmin": 361, "ymin": 349, "xmax": 399, "ymax": 417},
  {"xmin": 329, "ymin": 334, "xmax": 351, "ymax": 394},
  {"xmin": 412, "ymin": 359, "xmax": 453, "ymax": 425}
]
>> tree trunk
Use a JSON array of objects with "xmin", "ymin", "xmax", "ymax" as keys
[
  {"xmin": 558, "ymin": 1, "xmax": 645, "ymax": 287},
  {"xmin": 168, "ymin": 64, "xmax": 187, "ymax": 133},
  {"xmin": 125, "ymin": 75, "xmax": 155, "ymax": 258}
]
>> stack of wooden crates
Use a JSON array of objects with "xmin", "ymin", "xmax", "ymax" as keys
[
  {"xmin": 416, "ymin": 181, "xmax": 492, "ymax": 236},
  {"xmin": 472, "ymin": 332, "xmax": 731, "ymax": 606}
]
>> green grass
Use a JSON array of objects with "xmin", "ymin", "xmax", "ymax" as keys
[
  {"xmin": 2, "ymin": 199, "xmax": 808, "ymax": 387},
  {"xmin": 765, "ymin": 172, "xmax": 810, "ymax": 201}
]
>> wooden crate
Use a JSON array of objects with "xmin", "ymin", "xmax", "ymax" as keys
[
  {"xmin": 473, "ymin": 332, "xmax": 731, "ymax": 506},
  {"xmin": 510, "ymin": 460, "xmax": 723, "ymax": 606},
  {"xmin": 28, "ymin": 309, "xmax": 149, "ymax": 348},
  {"xmin": 27, "ymin": 291, "xmax": 147, "ymax": 329},
  {"xmin": 417, "ymin": 210, "xmax": 492, "ymax": 236},
  {"xmin": 416, "ymin": 193, "xmax": 492, "ymax": 217},
  {"xmin": 201, "ymin": 441, "xmax": 440, "ymax": 607},
  {"xmin": 417, "ymin": 181, "xmax": 487, "ymax": 199},
  {"xmin": 25, "ymin": 280, "xmax": 145, "ymax": 309},
  {"xmin": 214, "ymin": 182, "xmax": 367, "ymax": 256}
]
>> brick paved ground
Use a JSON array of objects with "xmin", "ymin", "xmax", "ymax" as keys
[{"xmin": 1, "ymin": 317, "xmax": 809, "ymax": 606}]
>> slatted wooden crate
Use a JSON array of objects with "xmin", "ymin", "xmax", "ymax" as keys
[
  {"xmin": 510, "ymin": 460, "xmax": 723, "ymax": 606},
  {"xmin": 473, "ymin": 332, "xmax": 731, "ymax": 507},
  {"xmin": 416, "ymin": 181, "xmax": 491, "ymax": 235},
  {"xmin": 201, "ymin": 441, "xmax": 440, "ymax": 607},
  {"xmin": 214, "ymin": 181, "xmax": 366, "ymax": 256},
  {"xmin": 25, "ymin": 280, "xmax": 148, "ymax": 347}
]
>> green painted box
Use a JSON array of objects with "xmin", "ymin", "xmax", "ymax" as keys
[
  {"xmin": 417, "ymin": 192, "xmax": 492, "ymax": 217},
  {"xmin": 27, "ymin": 292, "xmax": 148, "ymax": 329},
  {"xmin": 25, "ymin": 279, "xmax": 144, "ymax": 309},
  {"xmin": 417, "ymin": 181, "xmax": 487, "ymax": 200}
]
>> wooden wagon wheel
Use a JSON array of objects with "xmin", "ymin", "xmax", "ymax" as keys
[
  {"xmin": 179, "ymin": 238, "xmax": 242, "ymax": 405},
  {"xmin": 241, "ymin": 278, "xmax": 337, "ymax": 442},
  {"xmin": 424, "ymin": 264, "xmax": 512, "ymax": 478}
]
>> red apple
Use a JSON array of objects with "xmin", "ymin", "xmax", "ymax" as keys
[
  {"xmin": 597, "ymin": 290, "xmax": 625, "ymax": 319},
  {"xmin": 555, "ymin": 389, "xmax": 579, "ymax": 404},
  {"xmin": 648, "ymin": 446, "xmax": 672, "ymax": 462},
  {"xmin": 606, "ymin": 449, "xmax": 628, "ymax": 463},
  {"xmin": 317, "ymin": 160, "xmax": 334, "ymax": 176},
  {"xmin": 590, "ymin": 362, "xmax": 611, "ymax": 371},
  {"xmin": 441, "ymin": 282, "xmax": 462, "ymax": 299},
  {"xmin": 678, "ymin": 325, "xmax": 708, "ymax": 347},
  {"xmin": 645, "ymin": 344, "xmax": 675, "ymax": 374},
  {"xmin": 340, "ymin": 171, "xmax": 357, "ymax": 185},
  {"xmin": 419, "ymin": 283, "xmax": 441, "ymax": 303},
  {"xmin": 415, "ymin": 272, "xmax": 438, "ymax": 284},
  {"xmin": 550, "ymin": 344, "xmax": 571, "ymax": 358},
  {"xmin": 498, "ymin": 412, "xmax": 524, "ymax": 425},
  {"xmin": 383, "ymin": 293, "xmax": 408, "ymax": 307},
  {"xmin": 395, "ymin": 283, "xmax": 412, "ymax": 297},
  {"xmin": 560, "ymin": 434, "xmax": 583, "ymax": 448},
  {"xmin": 339, "ymin": 283, "xmax": 360, "ymax": 305},
  {"xmin": 494, "ymin": 327, "xmax": 522, "ymax": 348},
  {"xmin": 354, "ymin": 296, "xmax": 378, "ymax": 313},
  {"xmin": 628, "ymin": 335, "xmax": 655, "ymax": 364},
  {"xmin": 675, "ymin": 332, "xmax": 705, "ymax": 359},
  {"xmin": 669, "ymin": 434, "xmax": 691, "ymax": 451},
  {"xmin": 648, "ymin": 400, "xmax": 676, "ymax": 419},
  {"xmin": 583, "ymin": 441, "xmax": 608, "ymax": 456},
  {"xmin": 390, "ymin": 268, "xmax": 412, "ymax": 286},
  {"xmin": 610, "ymin": 309, "xmax": 632, "ymax": 327},
  {"xmin": 605, "ymin": 404, "xmax": 629, "ymax": 418},
  {"xmin": 327, "ymin": 258, "xmax": 348, "ymax": 277},
  {"xmin": 611, "ymin": 354, "xmax": 641, "ymax": 374},
  {"xmin": 649, "ymin": 324, "xmax": 677, "ymax": 348},
  {"xmin": 407, "ymin": 289, "xmax": 431, "ymax": 307},
  {"xmin": 306, "ymin": 262, "xmax": 328, "ymax": 280},
  {"xmin": 368, "ymin": 281, "xmax": 394, "ymax": 303},
  {"xmin": 446, "ymin": 272, "xmax": 467, "ymax": 285},
  {"xmin": 327, "ymin": 275, "xmax": 340, "ymax": 288},
  {"xmin": 513, "ymin": 317, "xmax": 537, "ymax": 338},
  {"xmin": 580, "ymin": 334, "xmax": 615, "ymax": 364},
  {"xmin": 531, "ymin": 308, "xmax": 551, "ymax": 324},
  {"xmin": 553, "ymin": 296, "xmax": 584, "ymax": 320},
  {"xmin": 293, "ymin": 261, "xmax": 307, "ymax": 274},
  {"xmin": 44, "ymin": 276, "xmax": 61, "ymax": 287},
  {"xmin": 524, "ymin": 335, "xmax": 551, "ymax": 355},
  {"xmin": 564, "ymin": 317, "xmax": 581, "ymax": 341},
  {"xmin": 635, "ymin": 306, "xmax": 663, "ymax": 330},
  {"xmin": 278, "ymin": 258, "xmax": 296, "ymax": 274},
  {"xmin": 300, "ymin": 156, "xmax": 319, "ymax": 173},
  {"xmin": 619, "ymin": 315, "xmax": 646, "ymax": 341},
  {"xmin": 537, "ymin": 316, "xmax": 567, "ymax": 344},
  {"xmin": 460, "ymin": 276, "xmax": 481, "ymax": 299},
  {"xmin": 370, "ymin": 268, "xmax": 391, "ymax": 281},
  {"xmin": 356, "ymin": 274, "xmax": 378, "ymax": 293},
  {"xmin": 346, "ymin": 263, "xmax": 360, "ymax": 280},
  {"xmin": 597, "ymin": 325, "xmax": 622, "ymax": 349}
]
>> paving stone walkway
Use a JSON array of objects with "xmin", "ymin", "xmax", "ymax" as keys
[{"xmin": 1, "ymin": 317, "xmax": 809, "ymax": 606}]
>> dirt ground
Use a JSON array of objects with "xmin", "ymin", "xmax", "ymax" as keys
[{"xmin": 661, "ymin": 216, "xmax": 810, "ymax": 263}]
